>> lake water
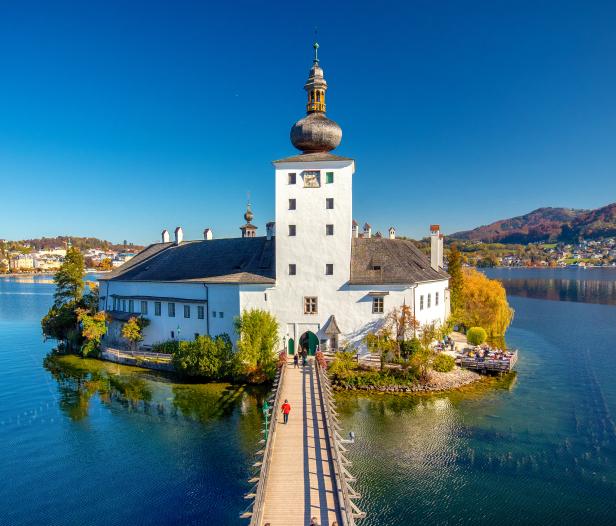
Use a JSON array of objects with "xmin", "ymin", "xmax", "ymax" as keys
[
  {"xmin": 1, "ymin": 269, "xmax": 615, "ymax": 525},
  {"xmin": 339, "ymin": 267, "xmax": 616, "ymax": 525}
]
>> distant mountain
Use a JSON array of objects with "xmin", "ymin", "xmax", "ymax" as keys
[{"xmin": 451, "ymin": 203, "xmax": 616, "ymax": 243}]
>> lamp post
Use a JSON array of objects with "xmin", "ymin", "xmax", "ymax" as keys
[{"xmin": 262, "ymin": 400, "xmax": 270, "ymax": 440}]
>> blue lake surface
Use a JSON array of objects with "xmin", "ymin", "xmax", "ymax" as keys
[{"xmin": 1, "ymin": 269, "xmax": 616, "ymax": 525}]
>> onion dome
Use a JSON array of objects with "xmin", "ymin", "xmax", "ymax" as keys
[{"xmin": 290, "ymin": 42, "xmax": 342, "ymax": 153}]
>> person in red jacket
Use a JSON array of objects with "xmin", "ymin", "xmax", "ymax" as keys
[{"xmin": 281, "ymin": 399, "xmax": 291, "ymax": 424}]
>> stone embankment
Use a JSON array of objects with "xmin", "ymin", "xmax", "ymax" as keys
[{"xmin": 335, "ymin": 367, "xmax": 481, "ymax": 393}]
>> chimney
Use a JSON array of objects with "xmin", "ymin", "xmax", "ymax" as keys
[
  {"xmin": 388, "ymin": 227, "xmax": 396, "ymax": 240},
  {"xmin": 352, "ymin": 220, "xmax": 359, "ymax": 238},
  {"xmin": 174, "ymin": 226, "xmax": 183, "ymax": 245},
  {"xmin": 161, "ymin": 229, "xmax": 170, "ymax": 243},
  {"xmin": 430, "ymin": 225, "xmax": 443, "ymax": 270},
  {"xmin": 363, "ymin": 223, "xmax": 372, "ymax": 238},
  {"xmin": 266, "ymin": 221, "xmax": 276, "ymax": 241},
  {"xmin": 203, "ymin": 228, "xmax": 213, "ymax": 240}
]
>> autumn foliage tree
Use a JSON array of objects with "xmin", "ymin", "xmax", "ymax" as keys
[
  {"xmin": 455, "ymin": 268, "xmax": 513, "ymax": 343},
  {"xmin": 121, "ymin": 316, "xmax": 150, "ymax": 351}
]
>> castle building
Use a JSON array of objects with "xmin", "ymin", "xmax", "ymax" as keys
[{"xmin": 98, "ymin": 44, "xmax": 450, "ymax": 355}]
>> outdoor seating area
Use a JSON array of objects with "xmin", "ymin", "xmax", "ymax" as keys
[{"xmin": 457, "ymin": 345, "xmax": 518, "ymax": 374}]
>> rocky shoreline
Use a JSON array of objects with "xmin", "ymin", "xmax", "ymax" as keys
[{"xmin": 334, "ymin": 367, "xmax": 482, "ymax": 393}]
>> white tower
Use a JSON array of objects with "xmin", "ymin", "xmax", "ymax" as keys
[{"xmin": 272, "ymin": 42, "xmax": 355, "ymax": 350}]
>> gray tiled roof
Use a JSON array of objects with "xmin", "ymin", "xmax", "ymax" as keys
[
  {"xmin": 273, "ymin": 152, "xmax": 354, "ymax": 163},
  {"xmin": 350, "ymin": 238, "xmax": 449, "ymax": 285},
  {"xmin": 99, "ymin": 237, "xmax": 275, "ymax": 284}
]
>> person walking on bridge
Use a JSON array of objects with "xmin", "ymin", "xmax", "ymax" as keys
[{"xmin": 281, "ymin": 399, "xmax": 291, "ymax": 424}]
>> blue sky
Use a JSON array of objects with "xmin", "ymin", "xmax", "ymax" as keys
[{"xmin": 1, "ymin": 0, "xmax": 615, "ymax": 245}]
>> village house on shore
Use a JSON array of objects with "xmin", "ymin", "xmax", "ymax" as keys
[{"xmin": 98, "ymin": 45, "xmax": 450, "ymax": 355}]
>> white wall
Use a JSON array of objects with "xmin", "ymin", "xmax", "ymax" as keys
[{"xmin": 99, "ymin": 280, "xmax": 240, "ymax": 346}]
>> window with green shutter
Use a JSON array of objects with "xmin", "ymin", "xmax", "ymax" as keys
[{"xmin": 326, "ymin": 172, "xmax": 334, "ymax": 184}]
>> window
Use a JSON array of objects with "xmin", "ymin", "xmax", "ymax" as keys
[
  {"xmin": 304, "ymin": 297, "xmax": 318, "ymax": 314},
  {"xmin": 197, "ymin": 306, "xmax": 204, "ymax": 319},
  {"xmin": 171, "ymin": 330, "xmax": 175, "ymax": 339},
  {"xmin": 128, "ymin": 300, "xmax": 134, "ymax": 313},
  {"xmin": 427, "ymin": 294, "xmax": 431, "ymax": 308},
  {"xmin": 184, "ymin": 305, "xmax": 190, "ymax": 318},
  {"xmin": 420, "ymin": 295, "xmax": 424, "ymax": 310},
  {"xmin": 326, "ymin": 171, "xmax": 334, "ymax": 184},
  {"xmin": 325, "ymin": 264, "xmax": 333, "ymax": 275},
  {"xmin": 168, "ymin": 302, "xmax": 176, "ymax": 317},
  {"xmin": 288, "ymin": 173, "xmax": 296, "ymax": 184},
  {"xmin": 326, "ymin": 224, "xmax": 334, "ymax": 236},
  {"xmin": 220, "ymin": 312, "xmax": 224, "ymax": 318},
  {"xmin": 122, "ymin": 299, "xmax": 127, "ymax": 312},
  {"xmin": 289, "ymin": 264, "xmax": 296, "ymax": 275},
  {"xmin": 371, "ymin": 265, "xmax": 382, "ymax": 271},
  {"xmin": 288, "ymin": 198, "xmax": 296, "ymax": 210},
  {"xmin": 155, "ymin": 301, "xmax": 161, "ymax": 316},
  {"xmin": 194, "ymin": 333, "xmax": 199, "ymax": 340},
  {"xmin": 289, "ymin": 225, "xmax": 296, "ymax": 236},
  {"xmin": 140, "ymin": 301, "xmax": 148, "ymax": 315},
  {"xmin": 264, "ymin": 293, "xmax": 268, "ymax": 301},
  {"xmin": 326, "ymin": 198, "xmax": 334, "ymax": 209},
  {"xmin": 113, "ymin": 297, "xmax": 117, "ymax": 310},
  {"xmin": 372, "ymin": 297, "xmax": 384, "ymax": 314},
  {"xmin": 213, "ymin": 311, "xmax": 217, "ymax": 318},
  {"xmin": 435, "ymin": 292, "xmax": 439, "ymax": 306}
]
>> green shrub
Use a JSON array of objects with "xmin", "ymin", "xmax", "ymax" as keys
[
  {"xmin": 171, "ymin": 334, "xmax": 233, "ymax": 380},
  {"xmin": 467, "ymin": 327, "xmax": 487, "ymax": 346},
  {"xmin": 400, "ymin": 338, "xmax": 421, "ymax": 358},
  {"xmin": 234, "ymin": 309, "xmax": 279, "ymax": 383},
  {"xmin": 152, "ymin": 340, "xmax": 181, "ymax": 354},
  {"xmin": 432, "ymin": 353, "xmax": 455, "ymax": 372},
  {"xmin": 328, "ymin": 350, "xmax": 358, "ymax": 378}
]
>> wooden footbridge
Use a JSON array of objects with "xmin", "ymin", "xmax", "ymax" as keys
[{"xmin": 242, "ymin": 356, "xmax": 365, "ymax": 526}]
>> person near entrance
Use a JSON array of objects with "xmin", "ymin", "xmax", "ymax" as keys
[
  {"xmin": 301, "ymin": 348, "xmax": 307, "ymax": 367},
  {"xmin": 293, "ymin": 353, "xmax": 299, "ymax": 368},
  {"xmin": 281, "ymin": 399, "xmax": 291, "ymax": 424}
]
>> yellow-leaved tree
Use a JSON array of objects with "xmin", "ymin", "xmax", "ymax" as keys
[{"xmin": 456, "ymin": 268, "xmax": 514, "ymax": 344}]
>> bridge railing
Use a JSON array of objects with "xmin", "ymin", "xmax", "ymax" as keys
[
  {"xmin": 241, "ymin": 355, "xmax": 287, "ymax": 524},
  {"xmin": 315, "ymin": 354, "xmax": 366, "ymax": 525}
]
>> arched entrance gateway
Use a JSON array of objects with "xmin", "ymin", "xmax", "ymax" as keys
[
  {"xmin": 287, "ymin": 337, "xmax": 295, "ymax": 355},
  {"xmin": 298, "ymin": 331, "xmax": 319, "ymax": 356}
]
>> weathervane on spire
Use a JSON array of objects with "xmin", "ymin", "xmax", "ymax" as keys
[{"xmin": 313, "ymin": 27, "xmax": 319, "ymax": 64}]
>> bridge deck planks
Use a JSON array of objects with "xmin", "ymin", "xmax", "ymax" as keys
[{"xmin": 260, "ymin": 359, "xmax": 342, "ymax": 526}]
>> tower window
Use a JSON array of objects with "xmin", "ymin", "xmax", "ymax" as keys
[
  {"xmin": 326, "ymin": 198, "xmax": 334, "ymax": 209},
  {"xmin": 326, "ymin": 172, "xmax": 334, "ymax": 184},
  {"xmin": 326, "ymin": 224, "xmax": 334, "ymax": 236},
  {"xmin": 325, "ymin": 264, "xmax": 333, "ymax": 275},
  {"xmin": 288, "ymin": 198, "xmax": 296, "ymax": 210},
  {"xmin": 289, "ymin": 264, "xmax": 296, "ymax": 275},
  {"xmin": 304, "ymin": 297, "xmax": 318, "ymax": 315},
  {"xmin": 288, "ymin": 225, "xmax": 296, "ymax": 236},
  {"xmin": 372, "ymin": 297, "xmax": 384, "ymax": 314},
  {"xmin": 288, "ymin": 173, "xmax": 296, "ymax": 184}
]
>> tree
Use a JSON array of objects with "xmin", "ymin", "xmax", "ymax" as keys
[
  {"xmin": 467, "ymin": 326, "xmax": 487, "ymax": 346},
  {"xmin": 234, "ymin": 309, "xmax": 279, "ymax": 382},
  {"xmin": 53, "ymin": 247, "xmax": 85, "ymax": 307},
  {"xmin": 99, "ymin": 258, "xmax": 113, "ymax": 271},
  {"xmin": 121, "ymin": 316, "xmax": 150, "ymax": 351},
  {"xmin": 76, "ymin": 308, "xmax": 108, "ymax": 357},
  {"xmin": 381, "ymin": 304, "xmax": 420, "ymax": 356},
  {"xmin": 456, "ymin": 268, "xmax": 514, "ymax": 342},
  {"xmin": 447, "ymin": 243, "xmax": 464, "ymax": 314}
]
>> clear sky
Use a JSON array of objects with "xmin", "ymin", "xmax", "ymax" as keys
[{"xmin": 1, "ymin": 0, "xmax": 615, "ymax": 245}]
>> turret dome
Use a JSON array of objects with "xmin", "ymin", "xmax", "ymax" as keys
[{"xmin": 290, "ymin": 42, "xmax": 342, "ymax": 154}]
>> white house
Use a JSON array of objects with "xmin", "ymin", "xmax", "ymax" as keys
[{"xmin": 98, "ymin": 43, "xmax": 450, "ymax": 355}]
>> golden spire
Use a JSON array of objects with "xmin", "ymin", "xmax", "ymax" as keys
[{"xmin": 305, "ymin": 41, "xmax": 327, "ymax": 114}]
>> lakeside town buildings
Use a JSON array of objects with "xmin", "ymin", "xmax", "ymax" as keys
[{"xmin": 97, "ymin": 45, "xmax": 451, "ymax": 355}]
